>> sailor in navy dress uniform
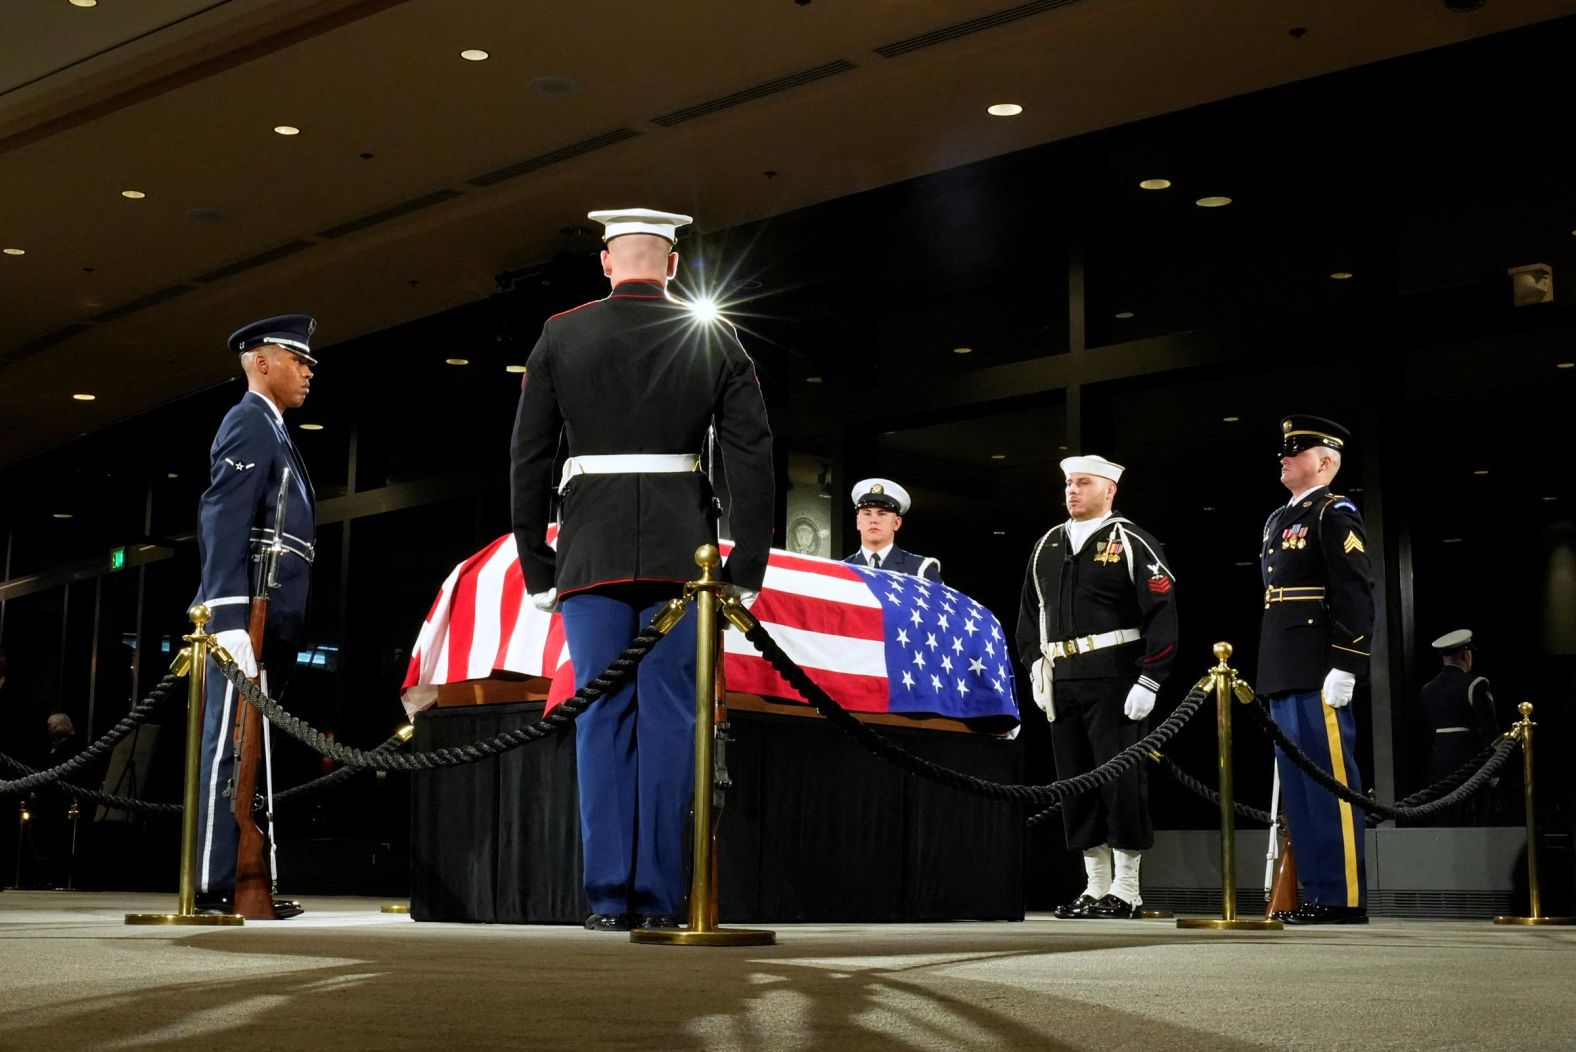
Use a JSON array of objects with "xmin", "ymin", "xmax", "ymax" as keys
[
  {"xmin": 192, "ymin": 314, "xmax": 318, "ymax": 917},
  {"xmin": 510, "ymin": 208, "xmax": 774, "ymax": 932},
  {"xmin": 1015, "ymin": 454, "xmax": 1177, "ymax": 919},
  {"xmin": 1257, "ymin": 415, "xmax": 1375, "ymax": 924},
  {"xmin": 1418, "ymin": 629, "xmax": 1497, "ymax": 823},
  {"xmin": 842, "ymin": 479, "xmax": 942, "ymax": 581}
]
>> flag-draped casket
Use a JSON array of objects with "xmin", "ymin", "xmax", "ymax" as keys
[{"xmin": 401, "ymin": 534, "xmax": 1020, "ymax": 727}]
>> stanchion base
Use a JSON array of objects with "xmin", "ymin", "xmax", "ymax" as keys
[
  {"xmin": 1494, "ymin": 915, "xmax": 1576, "ymax": 926},
  {"xmin": 380, "ymin": 903, "xmax": 412, "ymax": 914},
  {"xmin": 1138, "ymin": 910, "xmax": 1174, "ymax": 920},
  {"xmin": 630, "ymin": 927, "xmax": 776, "ymax": 946},
  {"xmin": 1176, "ymin": 917, "xmax": 1283, "ymax": 930},
  {"xmin": 125, "ymin": 912, "xmax": 244, "ymax": 926}
]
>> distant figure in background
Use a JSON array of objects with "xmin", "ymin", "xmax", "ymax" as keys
[
  {"xmin": 843, "ymin": 479, "xmax": 942, "ymax": 581},
  {"xmin": 1418, "ymin": 629, "xmax": 1498, "ymax": 824},
  {"xmin": 31, "ymin": 714, "xmax": 80, "ymax": 888}
]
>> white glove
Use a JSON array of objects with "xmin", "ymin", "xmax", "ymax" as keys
[
  {"xmin": 1030, "ymin": 658, "xmax": 1055, "ymax": 722},
  {"xmin": 733, "ymin": 588, "xmax": 760, "ymax": 610},
  {"xmin": 1322, "ymin": 668, "xmax": 1357, "ymax": 709},
  {"xmin": 213, "ymin": 629, "xmax": 258, "ymax": 678},
  {"xmin": 529, "ymin": 588, "xmax": 559, "ymax": 613},
  {"xmin": 1123, "ymin": 682, "xmax": 1157, "ymax": 721}
]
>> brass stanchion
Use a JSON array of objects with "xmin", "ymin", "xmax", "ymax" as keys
[
  {"xmin": 632, "ymin": 545, "xmax": 774, "ymax": 947},
  {"xmin": 1178, "ymin": 643, "xmax": 1282, "ymax": 931},
  {"xmin": 126, "ymin": 604, "xmax": 243, "ymax": 926},
  {"xmin": 6, "ymin": 799, "xmax": 29, "ymax": 889},
  {"xmin": 1495, "ymin": 702, "xmax": 1574, "ymax": 926}
]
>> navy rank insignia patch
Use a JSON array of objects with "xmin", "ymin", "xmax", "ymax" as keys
[
  {"xmin": 1147, "ymin": 573, "xmax": 1172, "ymax": 595},
  {"xmin": 1343, "ymin": 530, "xmax": 1365, "ymax": 554}
]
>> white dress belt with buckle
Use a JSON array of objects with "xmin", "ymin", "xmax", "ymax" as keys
[
  {"xmin": 1046, "ymin": 627, "xmax": 1142, "ymax": 660},
  {"xmin": 1434, "ymin": 726, "xmax": 1471, "ymax": 734},
  {"xmin": 559, "ymin": 453, "xmax": 700, "ymax": 493}
]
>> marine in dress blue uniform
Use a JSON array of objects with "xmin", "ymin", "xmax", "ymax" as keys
[
  {"xmin": 510, "ymin": 208, "xmax": 774, "ymax": 932},
  {"xmin": 842, "ymin": 479, "xmax": 943, "ymax": 582},
  {"xmin": 1257, "ymin": 415, "xmax": 1374, "ymax": 924},
  {"xmin": 1015, "ymin": 455, "xmax": 1177, "ymax": 918},
  {"xmin": 192, "ymin": 314, "xmax": 318, "ymax": 915}
]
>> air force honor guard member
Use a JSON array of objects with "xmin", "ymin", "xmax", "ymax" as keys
[
  {"xmin": 511, "ymin": 207, "xmax": 774, "ymax": 933},
  {"xmin": 193, "ymin": 314, "xmax": 318, "ymax": 918},
  {"xmin": 1016, "ymin": 455, "xmax": 1178, "ymax": 919},
  {"xmin": 843, "ymin": 479, "xmax": 942, "ymax": 581},
  {"xmin": 1419, "ymin": 629, "xmax": 1497, "ymax": 822},
  {"xmin": 1258, "ymin": 415, "xmax": 1375, "ymax": 924}
]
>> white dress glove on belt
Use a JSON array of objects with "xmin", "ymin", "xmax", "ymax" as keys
[
  {"xmin": 529, "ymin": 588, "xmax": 559, "ymax": 613},
  {"xmin": 213, "ymin": 629, "xmax": 258, "ymax": 678},
  {"xmin": 1123, "ymin": 682, "xmax": 1157, "ymax": 721},
  {"xmin": 1322, "ymin": 668, "xmax": 1357, "ymax": 709}
]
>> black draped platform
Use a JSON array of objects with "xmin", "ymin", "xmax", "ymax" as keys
[{"xmin": 410, "ymin": 701, "xmax": 1025, "ymax": 923}]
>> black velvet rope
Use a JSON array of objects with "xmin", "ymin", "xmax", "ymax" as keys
[
  {"xmin": 0, "ymin": 672, "xmax": 182, "ymax": 796},
  {"xmin": 736, "ymin": 617, "xmax": 1208, "ymax": 813},
  {"xmin": 1150, "ymin": 752, "xmax": 1275, "ymax": 825},
  {"xmin": 1243, "ymin": 698, "xmax": 1518, "ymax": 821},
  {"xmin": 217, "ymin": 619, "xmax": 669, "ymax": 771}
]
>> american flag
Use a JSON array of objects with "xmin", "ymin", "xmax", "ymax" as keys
[{"xmin": 401, "ymin": 534, "xmax": 1020, "ymax": 726}]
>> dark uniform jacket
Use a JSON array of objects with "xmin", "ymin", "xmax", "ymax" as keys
[
  {"xmin": 1256, "ymin": 486, "xmax": 1374, "ymax": 696},
  {"xmin": 511, "ymin": 279, "xmax": 775, "ymax": 597},
  {"xmin": 194, "ymin": 391, "xmax": 315, "ymax": 642},
  {"xmin": 1015, "ymin": 516, "xmax": 1178, "ymax": 685},
  {"xmin": 842, "ymin": 546, "xmax": 942, "ymax": 582},
  {"xmin": 1419, "ymin": 666, "xmax": 1497, "ymax": 778}
]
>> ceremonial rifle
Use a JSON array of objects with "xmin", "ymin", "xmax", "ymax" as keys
[{"xmin": 234, "ymin": 467, "xmax": 291, "ymax": 920}]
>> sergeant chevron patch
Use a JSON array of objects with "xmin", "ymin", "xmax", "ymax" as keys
[{"xmin": 1343, "ymin": 530, "xmax": 1365, "ymax": 554}]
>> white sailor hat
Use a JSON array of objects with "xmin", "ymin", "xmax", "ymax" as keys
[
  {"xmin": 1059, "ymin": 454, "xmax": 1124, "ymax": 483},
  {"xmin": 1431, "ymin": 629, "xmax": 1474, "ymax": 653},
  {"xmin": 229, "ymin": 314, "xmax": 318, "ymax": 365},
  {"xmin": 587, "ymin": 207, "xmax": 693, "ymax": 244},
  {"xmin": 851, "ymin": 478, "xmax": 911, "ymax": 514}
]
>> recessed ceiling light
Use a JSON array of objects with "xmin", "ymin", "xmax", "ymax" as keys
[
  {"xmin": 1330, "ymin": 271, "xmax": 1354, "ymax": 281},
  {"xmin": 1057, "ymin": 445, "xmax": 1068, "ymax": 451},
  {"xmin": 1442, "ymin": 538, "xmax": 1463, "ymax": 544},
  {"xmin": 1114, "ymin": 311, "xmax": 1135, "ymax": 319},
  {"xmin": 459, "ymin": 49, "xmax": 489, "ymax": 61},
  {"xmin": 1202, "ymin": 506, "xmax": 1216, "ymax": 512},
  {"xmin": 299, "ymin": 423, "xmax": 324, "ymax": 431},
  {"xmin": 992, "ymin": 530, "xmax": 1007, "ymax": 536},
  {"xmin": 1195, "ymin": 196, "xmax": 1232, "ymax": 208},
  {"xmin": 445, "ymin": 358, "xmax": 470, "ymax": 366},
  {"xmin": 505, "ymin": 364, "xmax": 526, "ymax": 374},
  {"xmin": 805, "ymin": 376, "xmax": 823, "ymax": 384},
  {"xmin": 1138, "ymin": 178, "xmax": 1171, "ymax": 190},
  {"xmin": 952, "ymin": 346, "xmax": 973, "ymax": 355},
  {"xmin": 1234, "ymin": 561, "xmax": 1254, "ymax": 567},
  {"xmin": 990, "ymin": 454, "xmax": 1006, "ymax": 460},
  {"xmin": 1472, "ymin": 469, "xmax": 1489, "ymax": 476},
  {"xmin": 1222, "ymin": 415, "xmax": 1240, "ymax": 422},
  {"xmin": 1542, "ymin": 496, "xmax": 1558, "ymax": 501},
  {"xmin": 166, "ymin": 472, "xmax": 179, "ymax": 479},
  {"xmin": 71, "ymin": 393, "xmax": 96, "ymax": 401},
  {"xmin": 121, "ymin": 190, "xmax": 146, "ymax": 199},
  {"xmin": 68, "ymin": 0, "xmax": 97, "ymax": 7},
  {"xmin": 3, "ymin": 248, "xmax": 24, "ymax": 256},
  {"xmin": 1557, "ymin": 362, "xmax": 1574, "ymax": 369},
  {"xmin": 53, "ymin": 512, "xmax": 74, "ymax": 519},
  {"xmin": 273, "ymin": 125, "xmax": 300, "ymax": 136},
  {"xmin": 987, "ymin": 103, "xmax": 1023, "ymax": 117}
]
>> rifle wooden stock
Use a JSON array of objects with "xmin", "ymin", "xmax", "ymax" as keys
[
  {"xmin": 232, "ymin": 600, "xmax": 277, "ymax": 920},
  {"xmin": 1267, "ymin": 836, "xmax": 1298, "ymax": 918}
]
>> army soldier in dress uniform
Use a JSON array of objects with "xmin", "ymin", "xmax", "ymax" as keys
[
  {"xmin": 1015, "ymin": 454, "xmax": 1177, "ymax": 919},
  {"xmin": 1418, "ymin": 629, "xmax": 1497, "ymax": 824},
  {"xmin": 842, "ymin": 478, "xmax": 942, "ymax": 581},
  {"xmin": 193, "ymin": 314, "xmax": 319, "ymax": 918},
  {"xmin": 511, "ymin": 207, "xmax": 774, "ymax": 933},
  {"xmin": 1258, "ymin": 415, "xmax": 1374, "ymax": 925}
]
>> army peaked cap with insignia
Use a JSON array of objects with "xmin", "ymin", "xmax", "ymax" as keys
[
  {"xmin": 1280, "ymin": 414, "xmax": 1349, "ymax": 457},
  {"xmin": 229, "ymin": 314, "xmax": 319, "ymax": 365},
  {"xmin": 851, "ymin": 478, "xmax": 911, "ymax": 514}
]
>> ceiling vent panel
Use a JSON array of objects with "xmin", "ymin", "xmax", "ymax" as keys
[
  {"xmin": 5, "ymin": 322, "xmax": 93, "ymax": 361},
  {"xmin": 468, "ymin": 128, "xmax": 641, "ymax": 188},
  {"xmin": 874, "ymin": 0, "xmax": 1086, "ymax": 58},
  {"xmin": 194, "ymin": 240, "xmax": 316, "ymax": 284},
  {"xmin": 91, "ymin": 285, "xmax": 196, "ymax": 323},
  {"xmin": 317, "ymin": 188, "xmax": 463, "ymax": 239},
  {"xmin": 651, "ymin": 60, "xmax": 856, "ymax": 127}
]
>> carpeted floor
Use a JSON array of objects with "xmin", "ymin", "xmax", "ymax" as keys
[{"xmin": 1, "ymin": 891, "xmax": 1572, "ymax": 1050}]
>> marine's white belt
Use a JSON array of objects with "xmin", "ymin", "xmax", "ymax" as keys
[{"xmin": 560, "ymin": 453, "xmax": 700, "ymax": 493}]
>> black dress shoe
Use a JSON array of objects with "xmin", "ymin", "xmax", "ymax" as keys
[
  {"xmin": 1283, "ymin": 902, "xmax": 1368, "ymax": 925},
  {"xmin": 270, "ymin": 899, "xmax": 304, "ymax": 920},
  {"xmin": 583, "ymin": 913, "xmax": 635, "ymax": 932},
  {"xmin": 638, "ymin": 914, "xmax": 680, "ymax": 930},
  {"xmin": 1084, "ymin": 893, "xmax": 1142, "ymax": 919},
  {"xmin": 195, "ymin": 894, "xmax": 237, "ymax": 916},
  {"xmin": 1052, "ymin": 894, "xmax": 1099, "ymax": 919}
]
